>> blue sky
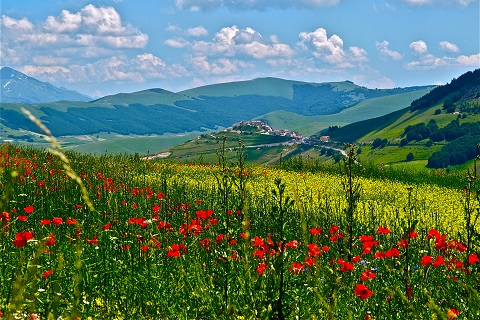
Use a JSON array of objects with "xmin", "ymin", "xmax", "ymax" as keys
[{"xmin": 1, "ymin": 0, "xmax": 479, "ymax": 97}]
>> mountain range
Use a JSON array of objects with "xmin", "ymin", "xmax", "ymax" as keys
[
  {"xmin": 1, "ymin": 67, "xmax": 91, "ymax": 103},
  {"xmin": 0, "ymin": 67, "xmax": 433, "ymax": 145}
]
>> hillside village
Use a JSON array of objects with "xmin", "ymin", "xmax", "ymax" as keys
[{"xmin": 224, "ymin": 120, "xmax": 304, "ymax": 140}]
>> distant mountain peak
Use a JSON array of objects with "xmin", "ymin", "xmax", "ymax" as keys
[{"xmin": 0, "ymin": 66, "xmax": 91, "ymax": 103}]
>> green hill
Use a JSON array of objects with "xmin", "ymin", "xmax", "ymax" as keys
[
  {"xmin": 0, "ymin": 76, "xmax": 433, "ymax": 154},
  {"xmin": 325, "ymin": 68, "xmax": 480, "ymax": 168}
]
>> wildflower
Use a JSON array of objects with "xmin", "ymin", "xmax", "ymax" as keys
[
  {"xmin": 256, "ymin": 263, "xmax": 268, "ymax": 276},
  {"xmin": 24, "ymin": 205, "xmax": 34, "ymax": 214},
  {"xmin": 386, "ymin": 247, "xmax": 400, "ymax": 258},
  {"xmin": 141, "ymin": 245, "xmax": 149, "ymax": 252},
  {"xmin": 338, "ymin": 259, "xmax": 354, "ymax": 272},
  {"xmin": 304, "ymin": 257, "xmax": 316, "ymax": 266},
  {"xmin": 408, "ymin": 230, "xmax": 418, "ymax": 239},
  {"xmin": 42, "ymin": 269, "xmax": 53, "ymax": 280},
  {"xmin": 87, "ymin": 235, "xmax": 98, "ymax": 245},
  {"xmin": 360, "ymin": 270, "xmax": 376, "ymax": 281},
  {"xmin": 18, "ymin": 215, "xmax": 28, "ymax": 222},
  {"xmin": 52, "ymin": 217, "xmax": 63, "ymax": 225},
  {"xmin": 13, "ymin": 231, "xmax": 34, "ymax": 247},
  {"xmin": 40, "ymin": 219, "xmax": 51, "ymax": 226},
  {"xmin": 284, "ymin": 240, "xmax": 299, "ymax": 250},
  {"xmin": 468, "ymin": 254, "xmax": 480, "ymax": 265},
  {"xmin": 354, "ymin": 284, "xmax": 373, "ymax": 300},
  {"xmin": 307, "ymin": 243, "xmax": 322, "ymax": 257},
  {"xmin": 46, "ymin": 234, "xmax": 55, "ymax": 246},
  {"xmin": 66, "ymin": 218, "xmax": 77, "ymax": 225},
  {"xmin": 328, "ymin": 225, "xmax": 339, "ymax": 234},
  {"xmin": 432, "ymin": 255, "xmax": 445, "ymax": 268},
  {"xmin": 420, "ymin": 255, "xmax": 433, "ymax": 266},
  {"xmin": 309, "ymin": 227, "xmax": 322, "ymax": 235},
  {"xmin": 448, "ymin": 308, "xmax": 459, "ymax": 319},
  {"xmin": 102, "ymin": 223, "xmax": 112, "ymax": 230},
  {"xmin": 290, "ymin": 261, "xmax": 303, "ymax": 274},
  {"xmin": 376, "ymin": 225, "xmax": 390, "ymax": 235}
]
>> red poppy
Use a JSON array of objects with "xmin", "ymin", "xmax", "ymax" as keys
[
  {"xmin": 40, "ymin": 219, "xmax": 51, "ymax": 226},
  {"xmin": 1, "ymin": 211, "xmax": 10, "ymax": 224},
  {"xmin": 448, "ymin": 308, "xmax": 459, "ymax": 319},
  {"xmin": 285, "ymin": 240, "xmax": 299, "ymax": 250},
  {"xmin": 304, "ymin": 257, "xmax": 315, "ymax": 266},
  {"xmin": 102, "ymin": 223, "xmax": 112, "ymax": 231},
  {"xmin": 354, "ymin": 284, "xmax": 373, "ymax": 300},
  {"xmin": 360, "ymin": 270, "xmax": 376, "ymax": 281},
  {"xmin": 42, "ymin": 269, "xmax": 53, "ymax": 280},
  {"xmin": 52, "ymin": 217, "xmax": 63, "ymax": 225},
  {"xmin": 290, "ymin": 261, "xmax": 303, "ymax": 274},
  {"xmin": 66, "ymin": 218, "xmax": 77, "ymax": 225},
  {"xmin": 141, "ymin": 245, "xmax": 149, "ymax": 252},
  {"xmin": 386, "ymin": 247, "xmax": 400, "ymax": 258},
  {"xmin": 24, "ymin": 206, "xmax": 34, "ymax": 214},
  {"xmin": 216, "ymin": 234, "xmax": 225, "ymax": 244},
  {"xmin": 468, "ymin": 254, "xmax": 480, "ymax": 265},
  {"xmin": 13, "ymin": 231, "xmax": 34, "ymax": 247},
  {"xmin": 309, "ymin": 227, "xmax": 322, "ymax": 235},
  {"xmin": 408, "ymin": 230, "xmax": 418, "ymax": 239},
  {"xmin": 420, "ymin": 255, "xmax": 433, "ymax": 266},
  {"xmin": 432, "ymin": 255, "xmax": 445, "ymax": 268},
  {"xmin": 46, "ymin": 234, "xmax": 55, "ymax": 246},
  {"xmin": 152, "ymin": 205, "xmax": 161, "ymax": 214},
  {"xmin": 199, "ymin": 238, "xmax": 210, "ymax": 249},
  {"xmin": 18, "ymin": 215, "xmax": 28, "ymax": 222},
  {"xmin": 87, "ymin": 235, "xmax": 98, "ymax": 245},
  {"xmin": 328, "ymin": 225, "xmax": 339, "ymax": 234},
  {"xmin": 376, "ymin": 226, "xmax": 390, "ymax": 235},
  {"xmin": 338, "ymin": 259, "xmax": 354, "ymax": 272},
  {"xmin": 256, "ymin": 263, "xmax": 268, "ymax": 276},
  {"xmin": 307, "ymin": 243, "xmax": 322, "ymax": 257}
]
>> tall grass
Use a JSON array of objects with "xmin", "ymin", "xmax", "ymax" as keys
[{"xmin": 0, "ymin": 139, "xmax": 478, "ymax": 319}]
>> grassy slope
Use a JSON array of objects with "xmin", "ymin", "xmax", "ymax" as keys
[{"xmin": 258, "ymin": 88, "xmax": 433, "ymax": 136}]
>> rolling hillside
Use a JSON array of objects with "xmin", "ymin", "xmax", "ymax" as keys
[
  {"xmin": 1, "ymin": 68, "xmax": 434, "ymax": 154},
  {"xmin": 325, "ymin": 68, "xmax": 480, "ymax": 168}
]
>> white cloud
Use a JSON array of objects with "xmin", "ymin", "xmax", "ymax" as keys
[
  {"xmin": 164, "ymin": 37, "xmax": 189, "ymax": 48},
  {"xmin": 190, "ymin": 25, "xmax": 293, "ymax": 60},
  {"xmin": 406, "ymin": 53, "xmax": 480, "ymax": 70},
  {"xmin": 1, "ymin": 15, "xmax": 34, "ymax": 31},
  {"xmin": 409, "ymin": 40, "xmax": 428, "ymax": 55},
  {"xmin": 174, "ymin": 0, "xmax": 340, "ymax": 11},
  {"xmin": 439, "ymin": 41, "xmax": 460, "ymax": 53},
  {"xmin": 186, "ymin": 26, "xmax": 208, "ymax": 37},
  {"xmin": 375, "ymin": 40, "xmax": 403, "ymax": 60},
  {"xmin": 298, "ymin": 28, "xmax": 367, "ymax": 68}
]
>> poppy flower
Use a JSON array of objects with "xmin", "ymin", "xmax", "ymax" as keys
[
  {"xmin": 360, "ymin": 270, "xmax": 376, "ymax": 281},
  {"xmin": 376, "ymin": 226, "xmax": 390, "ymax": 235},
  {"xmin": 309, "ymin": 227, "xmax": 322, "ymax": 235},
  {"xmin": 448, "ymin": 308, "xmax": 459, "ymax": 319},
  {"xmin": 13, "ymin": 231, "xmax": 34, "ymax": 247},
  {"xmin": 87, "ymin": 235, "xmax": 98, "ymax": 245},
  {"xmin": 46, "ymin": 234, "xmax": 55, "ymax": 246},
  {"xmin": 468, "ymin": 254, "xmax": 480, "ymax": 265},
  {"xmin": 420, "ymin": 255, "xmax": 433, "ymax": 266},
  {"xmin": 102, "ymin": 223, "xmax": 112, "ymax": 230},
  {"xmin": 256, "ymin": 263, "xmax": 268, "ymax": 276},
  {"xmin": 290, "ymin": 261, "xmax": 304, "ymax": 274},
  {"xmin": 307, "ymin": 243, "xmax": 322, "ymax": 257},
  {"xmin": 432, "ymin": 255, "xmax": 445, "ymax": 268},
  {"xmin": 66, "ymin": 218, "xmax": 77, "ymax": 225},
  {"xmin": 40, "ymin": 219, "xmax": 51, "ymax": 226},
  {"xmin": 18, "ymin": 215, "xmax": 28, "ymax": 222},
  {"xmin": 42, "ymin": 269, "xmax": 53, "ymax": 280},
  {"xmin": 24, "ymin": 206, "xmax": 34, "ymax": 214},
  {"xmin": 52, "ymin": 217, "xmax": 63, "ymax": 225},
  {"xmin": 355, "ymin": 284, "xmax": 373, "ymax": 300}
]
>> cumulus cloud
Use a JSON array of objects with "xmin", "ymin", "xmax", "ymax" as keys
[
  {"xmin": 406, "ymin": 53, "xmax": 480, "ymax": 70},
  {"xmin": 439, "ymin": 41, "xmax": 460, "ymax": 53},
  {"xmin": 174, "ymin": 0, "xmax": 339, "ymax": 11},
  {"xmin": 409, "ymin": 40, "xmax": 428, "ymax": 55},
  {"xmin": 190, "ymin": 25, "xmax": 294, "ymax": 60},
  {"xmin": 186, "ymin": 26, "xmax": 208, "ymax": 37},
  {"xmin": 298, "ymin": 28, "xmax": 368, "ymax": 68},
  {"xmin": 375, "ymin": 40, "xmax": 403, "ymax": 60},
  {"xmin": 164, "ymin": 37, "xmax": 189, "ymax": 48},
  {"xmin": 20, "ymin": 53, "xmax": 185, "ymax": 85},
  {"xmin": 1, "ymin": 4, "xmax": 148, "ymax": 67}
]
